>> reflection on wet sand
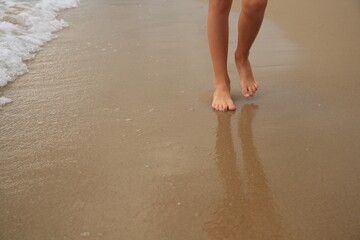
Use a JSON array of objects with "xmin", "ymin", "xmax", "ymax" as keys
[{"xmin": 205, "ymin": 104, "xmax": 284, "ymax": 239}]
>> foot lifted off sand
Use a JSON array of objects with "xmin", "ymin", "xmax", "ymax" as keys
[{"xmin": 235, "ymin": 56, "xmax": 258, "ymax": 98}]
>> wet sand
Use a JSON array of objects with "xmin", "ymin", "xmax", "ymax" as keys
[{"xmin": 1, "ymin": 0, "xmax": 360, "ymax": 239}]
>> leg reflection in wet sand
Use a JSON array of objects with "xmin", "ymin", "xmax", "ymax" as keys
[{"xmin": 204, "ymin": 104, "xmax": 285, "ymax": 239}]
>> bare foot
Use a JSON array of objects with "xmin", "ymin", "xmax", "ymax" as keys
[
  {"xmin": 212, "ymin": 82, "xmax": 236, "ymax": 112},
  {"xmin": 235, "ymin": 56, "xmax": 258, "ymax": 97}
]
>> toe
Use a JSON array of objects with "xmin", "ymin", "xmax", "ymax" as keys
[
  {"xmin": 216, "ymin": 104, "xmax": 222, "ymax": 111},
  {"xmin": 220, "ymin": 104, "xmax": 226, "ymax": 112},
  {"xmin": 252, "ymin": 85, "xmax": 257, "ymax": 92},
  {"xmin": 213, "ymin": 103, "xmax": 218, "ymax": 111},
  {"xmin": 248, "ymin": 88, "xmax": 255, "ymax": 96},
  {"xmin": 228, "ymin": 103, "xmax": 236, "ymax": 111},
  {"xmin": 250, "ymin": 86, "xmax": 256, "ymax": 95},
  {"xmin": 242, "ymin": 88, "xmax": 250, "ymax": 97},
  {"xmin": 223, "ymin": 104, "xmax": 229, "ymax": 112}
]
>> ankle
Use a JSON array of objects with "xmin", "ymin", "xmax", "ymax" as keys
[
  {"xmin": 214, "ymin": 82, "xmax": 230, "ymax": 91},
  {"xmin": 214, "ymin": 75, "xmax": 230, "ymax": 85}
]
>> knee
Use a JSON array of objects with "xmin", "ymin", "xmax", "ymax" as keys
[
  {"xmin": 209, "ymin": 0, "xmax": 232, "ymax": 14},
  {"xmin": 242, "ymin": 0, "xmax": 267, "ymax": 14}
]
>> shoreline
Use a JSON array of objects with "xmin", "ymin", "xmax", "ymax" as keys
[
  {"xmin": 0, "ymin": 0, "xmax": 79, "ymax": 105},
  {"xmin": 1, "ymin": 0, "xmax": 360, "ymax": 239}
]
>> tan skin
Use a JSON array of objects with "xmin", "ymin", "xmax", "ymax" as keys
[{"xmin": 208, "ymin": 0, "xmax": 267, "ymax": 111}]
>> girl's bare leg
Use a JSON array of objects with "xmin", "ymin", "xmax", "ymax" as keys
[
  {"xmin": 235, "ymin": 0, "xmax": 267, "ymax": 97},
  {"xmin": 208, "ymin": 0, "xmax": 236, "ymax": 111}
]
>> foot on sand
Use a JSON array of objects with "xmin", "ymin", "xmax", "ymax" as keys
[
  {"xmin": 212, "ymin": 82, "xmax": 236, "ymax": 112},
  {"xmin": 235, "ymin": 55, "xmax": 258, "ymax": 97}
]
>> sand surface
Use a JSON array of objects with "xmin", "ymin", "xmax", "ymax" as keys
[{"xmin": 1, "ymin": 0, "xmax": 360, "ymax": 239}]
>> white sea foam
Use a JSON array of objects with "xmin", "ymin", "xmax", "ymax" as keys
[
  {"xmin": 0, "ymin": 96, "xmax": 12, "ymax": 107},
  {"xmin": 0, "ymin": 0, "xmax": 79, "ymax": 103}
]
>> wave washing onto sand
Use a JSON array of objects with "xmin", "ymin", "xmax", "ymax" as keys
[{"xmin": 0, "ymin": 0, "xmax": 79, "ymax": 106}]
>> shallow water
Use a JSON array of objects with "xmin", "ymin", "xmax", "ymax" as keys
[{"xmin": 0, "ymin": 0, "xmax": 78, "ymax": 105}]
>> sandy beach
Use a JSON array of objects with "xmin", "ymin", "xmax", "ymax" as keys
[{"xmin": 1, "ymin": 0, "xmax": 360, "ymax": 239}]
